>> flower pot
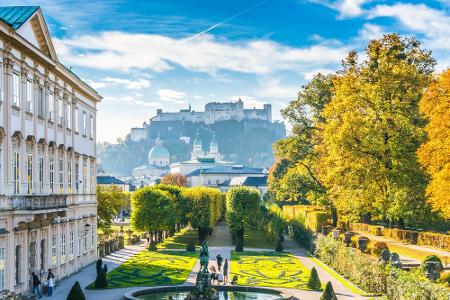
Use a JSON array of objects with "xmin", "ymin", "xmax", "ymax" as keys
[{"xmin": 331, "ymin": 229, "xmax": 340, "ymax": 240}]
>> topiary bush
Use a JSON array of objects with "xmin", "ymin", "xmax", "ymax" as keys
[
  {"xmin": 186, "ymin": 241, "xmax": 196, "ymax": 252},
  {"xmin": 371, "ymin": 241, "xmax": 389, "ymax": 256},
  {"xmin": 67, "ymin": 281, "xmax": 86, "ymax": 300},
  {"xmin": 320, "ymin": 282, "xmax": 337, "ymax": 300},
  {"xmin": 306, "ymin": 267, "xmax": 321, "ymax": 290}
]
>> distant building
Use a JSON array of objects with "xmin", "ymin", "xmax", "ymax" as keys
[
  {"xmin": 129, "ymin": 126, "xmax": 146, "ymax": 142},
  {"xmin": 97, "ymin": 175, "xmax": 133, "ymax": 191},
  {"xmin": 186, "ymin": 165, "xmax": 267, "ymax": 188},
  {"xmin": 132, "ymin": 135, "xmax": 170, "ymax": 184},
  {"xmin": 150, "ymin": 99, "xmax": 272, "ymax": 125},
  {"xmin": 219, "ymin": 175, "xmax": 268, "ymax": 199}
]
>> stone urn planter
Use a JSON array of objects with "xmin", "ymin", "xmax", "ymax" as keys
[
  {"xmin": 331, "ymin": 229, "xmax": 340, "ymax": 240},
  {"xmin": 374, "ymin": 226, "xmax": 383, "ymax": 236},
  {"xmin": 357, "ymin": 236, "xmax": 369, "ymax": 252},
  {"xmin": 343, "ymin": 231, "xmax": 353, "ymax": 247}
]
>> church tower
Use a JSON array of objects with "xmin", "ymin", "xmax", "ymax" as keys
[
  {"xmin": 191, "ymin": 129, "xmax": 205, "ymax": 160},
  {"xmin": 207, "ymin": 134, "xmax": 221, "ymax": 161}
]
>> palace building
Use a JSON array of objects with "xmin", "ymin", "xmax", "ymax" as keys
[{"xmin": 0, "ymin": 6, "xmax": 102, "ymax": 294}]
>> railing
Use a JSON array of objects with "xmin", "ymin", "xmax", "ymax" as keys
[{"xmin": 9, "ymin": 195, "xmax": 67, "ymax": 210}]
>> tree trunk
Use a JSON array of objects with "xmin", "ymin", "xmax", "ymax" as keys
[
  {"xmin": 396, "ymin": 218, "xmax": 405, "ymax": 230},
  {"xmin": 235, "ymin": 228, "xmax": 244, "ymax": 252},
  {"xmin": 331, "ymin": 205, "xmax": 338, "ymax": 227}
]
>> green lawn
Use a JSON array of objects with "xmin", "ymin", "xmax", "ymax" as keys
[
  {"xmin": 231, "ymin": 251, "xmax": 313, "ymax": 290},
  {"xmin": 88, "ymin": 250, "xmax": 197, "ymax": 289},
  {"xmin": 158, "ymin": 228, "xmax": 199, "ymax": 250},
  {"xmin": 243, "ymin": 229, "xmax": 275, "ymax": 249}
]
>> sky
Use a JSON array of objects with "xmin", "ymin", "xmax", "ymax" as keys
[{"xmin": 3, "ymin": 0, "xmax": 450, "ymax": 142}]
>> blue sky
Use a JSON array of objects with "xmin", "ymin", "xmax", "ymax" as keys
[{"xmin": 4, "ymin": 0, "xmax": 450, "ymax": 142}]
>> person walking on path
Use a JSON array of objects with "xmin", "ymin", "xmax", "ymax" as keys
[
  {"xmin": 32, "ymin": 272, "xmax": 42, "ymax": 298},
  {"xmin": 216, "ymin": 254, "xmax": 223, "ymax": 271},
  {"xmin": 47, "ymin": 269, "xmax": 55, "ymax": 296},
  {"xmin": 223, "ymin": 258, "xmax": 229, "ymax": 284}
]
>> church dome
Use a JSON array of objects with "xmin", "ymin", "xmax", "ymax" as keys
[{"xmin": 148, "ymin": 136, "xmax": 170, "ymax": 162}]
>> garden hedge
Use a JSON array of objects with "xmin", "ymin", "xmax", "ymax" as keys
[{"xmin": 283, "ymin": 205, "xmax": 330, "ymax": 233}]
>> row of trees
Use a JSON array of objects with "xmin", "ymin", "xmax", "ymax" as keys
[
  {"xmin": 97, "ymin": 186, "xmax": 130, "ymax": 234},
  {"xmin": 131, "ymin": 184, "xmax": 223, "ymax": 246},
  {"xmin": 269, "ymin": 33, "xmax": 450, "ymax": 228}
]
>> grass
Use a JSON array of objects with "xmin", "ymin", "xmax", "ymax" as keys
[
  {"xmin": 87, "ymin": 250, "xmax": 197, "ymax": 289},
  {"xmin": 158, "ymin": 228, "xmax": 199, "ymax": 250},
  {"xmin": 243, "ymin": 229, "xmax": 275, "ymax": 249},
  {"xmin": 230, "ymin": 251, "xmax": 314, "ymax": 290}
]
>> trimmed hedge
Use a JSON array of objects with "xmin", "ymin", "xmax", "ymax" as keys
[
  {"xmin": 283, "ymin": 205, "xmax": 330, "ymax": 233},
  {"xmin": 315, "ymin": 235, "xmax": 449, "ymax": 299},
  {"xmin": 350, "ymin": 223, "xmax": 450, "ymax": 250}
]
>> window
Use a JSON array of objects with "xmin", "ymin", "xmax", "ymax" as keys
[
  {"xmin": 59, "ymin": 158, "xmax": 64, "ymax": 192},
  {"xmin": 68, "ymin": 158, "xmax": 72, "ymax": 192},
  {"xmin": 13, "ymin": 73, "xmax": 20, "ymax": 107},
  {"xmin": 13, "ymin": 151, "xmax": 20, "ymax": 194},
  {"xmin": 48, "ymin": 93, "xmax": 54, "ymax": 121},
  {"xmin": 74, "ymin": 107, "xmax": 79, "ymax": 132},
  {"xmin": 27, "ymin": 154, "xmax": 33, "ymax": 194},
  {"xmin": 51, "ymin": 234, "xmax": 57, "ymax": 266},
  {"xmin": 84, "ymin": 228, "xmax": 88, "ymax": 253},
  {"xmin": 39, "ymin": 156, "xmax": 44, "ymax": 193},
  {"xmin": 58, "ymin": 99, "xmax": 64, "ymax": 125},
  {"xmin": 75, "ymin": 161, "xmax": 79, "ymax": 193},
  {"xmin": 26, "ymin": 80, "xmax": 33, "ymax": 112},
  {"xmin": 38, "ymin": 86, "xmax": 45, "ymax": 117},
  {"xmin": 49, "ymin": 157, "xmax": 54, "ymax": 193},
  {"xmin": 15, "ymin": 245, "xmax": 21, "ymax": 284},
  {"xmin": 90, "ymin": 159, "xmax": 95, "ymax": 193},
  {"xmin": 91, "ymin": 226, "xmax": 95, "ymax": 249},
  {"xmin": 77, "ymin": 230, "xmax": 81, "ymax": 256},
  {"xmin": 0, "ymin": 63, "xmax": 3, "ymax": 102},
  {"xmin": 0, "ymin": 248, "xmax": 5, "ymax": 290},
  {"xmin": 82, "ymin": 111, "xmax": 87, "ymax": 136},
  {"xmin": 69, "ymin": 231, "xmax": 74, "ymax": 260},
  {"xmin": 67, "ymin": 103, "xmax": 71, "ymax": 129},
  {"xmin": 82, "ymin": 159, "xmax": 87, "ymax": 193},
  {"xmin": 61, "ymin": 233, "xmax": 66, "ymax": 263},
  {"xmin": 90, "ymin": 115, "xmax": 94, "ymax": 139},
  {"xmin": 0, "ymin": 148, "xmax": 2, "ymax": 195}
]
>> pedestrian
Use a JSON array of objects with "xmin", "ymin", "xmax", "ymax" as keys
[
  {"xmin": 216, "ymin": 254, "xmax": 223, "ymax": 271},
  {"xmin": 31, "ymin": 272, "xmax": 42, "ymax": 298},
  {"xmin": 223, "ymin": 258, "xmax": 229, "ymax": 284},
  {"xmin": 47, "ymin": 269, "xmax": 55, "ymax": 296},
  {"xmin": 210, "ymin": 266, "xmax": 217, "ymax": 285}
]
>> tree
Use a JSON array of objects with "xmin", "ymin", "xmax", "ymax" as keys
[
  {"xmin": 97, "ymin": 186, "xmax": 123, "ymax": 234},
  {"xmin": 182, "ymin": 187, "xmax": 223, "ymax": 242},
  {"xmin": 161, "ymin": 173, "xmax": 188, "ymax": 187},
  {"xmin": 317, "ymin": 34, "xmax": 435, "ymax": 225},
  {"xmin": 307, "ymin": 267, "xmax": 322, "ymax": 290},
  {"xmin": 321, "ymin": 282, "xmax": 337, "ymax": 300},
  {"xmin": 131, "ymin": 187, "xmax": 174, "ymax": 248},
  {"xmin": 226, "ymin": 187, "xmax": 261, "ymax": 251},
  {"xmin": 67, "ymin": 281, "xmax": 86, "ymax": 300},
  {"xmin": 418, "ymin": 69, "xmax": 450, "ymax": 218},
  {"xmin": 154, "ymin": 184, "xmax": 190, "ymax": 230}
]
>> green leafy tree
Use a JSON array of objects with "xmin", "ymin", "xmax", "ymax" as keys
[
  {"xmin": 182, "ymin": 187, "xmax": 223, "ymax": 242},
  {"xmin": 318, "ymin": 34, "xmax": 435, "ymax": 226},
  {"xmin": 97, "ymin": 186, "xmax": 123, "ymax": 234},
  {"xmin": 154, "ymin": 184, "xmax": 191, "ymax": 229},
  {"xmin": 131, "ymin": 186, "xmax": 174, "ymax": 247},
  {"xmin": 226, "ymin": 187, "xmax": 261, "ymax": 251}
]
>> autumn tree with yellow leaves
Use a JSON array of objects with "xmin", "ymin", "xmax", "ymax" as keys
[{"xmin": 418, "ymin": 69, "xmax": 450, "ymax": 218}]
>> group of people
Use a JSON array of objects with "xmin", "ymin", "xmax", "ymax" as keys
[
  {"xmin": 210, "ymin": 254, "xmax": 229, "ymax": 285},
  {"xmin": 31, "ymin": 269, "xmax": 55, "ymax": 298}
]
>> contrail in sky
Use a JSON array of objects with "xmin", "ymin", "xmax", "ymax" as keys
[{"xmin": 182, "ymin": 0, "xmax": 269, "ymax": 43}]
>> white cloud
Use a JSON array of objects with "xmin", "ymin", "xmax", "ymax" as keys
[
  {"xmin": 103, "ymin": 77, "xmax": 151, "ymax": 90},
  {"xmin": 256, "ymin": 77, "xmax": 299, "ymax": 99},
  {"xmin": 156, "ymin": 89, "xmax": 188, "ymax": 105},
  {"xmin": 54, "ymin": 32, "xmax": 349, "ymax": 75},
  {"xmin": 309, "ymin": 0, "xmax": 369, "ymax": 18},
  {"xmin": 84, "ymin": 79, "xmax": 107, "ymax": 89},
  {"xmin": 358, "ymin": 23, "xmax": 385, "ymax": 41},
  {"xmin": 368, "ymin": 3, "xmax": 450, "ymax": 50}
]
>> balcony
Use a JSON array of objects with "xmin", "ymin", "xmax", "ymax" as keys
[{"xmin": 8, "ymin": 195, "xmax": 67, "ymax": 211}]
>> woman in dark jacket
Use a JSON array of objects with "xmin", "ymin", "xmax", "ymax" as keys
[{"xmin": 223, "ymin": 258, "xmax": 229, "ymax": 284}]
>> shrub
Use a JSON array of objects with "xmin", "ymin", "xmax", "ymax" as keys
[
  {"xmin": 307, "ymin": 267, "xmax": 322, "ymax": 290},
  {"xmin": 275, "ymin": 237, "xmax": 283, "ymax": 252},
  {"xmin": 320, "ymin": 282, "xmax": 337, "ymax": 300},
  {"xmin": 186, "ymin": 241, "xmax": 196, "ymax": 252},
  {"xmin": 371, "ymin": 241, "xmax": 389, "ymax": 256},
  {"xmin": 423, "ymin": 255, "xmax": 444, "ymax": 269},
  {"xmin": 67, "ymin": 281, "xmax": 86, "ymax": 300},
  {"xmin": 438, "ymin": 272, "xmax": 450, "ymax": 287}
]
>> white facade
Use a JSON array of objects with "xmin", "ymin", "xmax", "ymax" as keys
[
  {"xmin": 170, "ymin": 158, "xmax": 234, "ymax": 177},
  {"xmin": 0, "ymin": 7, "xmax": 101, "ymax": 294},
  {"xmin": 129, "ymin": 127, "xmax": 146, "ymax": 142}
]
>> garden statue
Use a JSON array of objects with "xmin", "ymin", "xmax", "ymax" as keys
[{"xmin": 199, "ymin": 241, "xmax": 209, "ymax": 272}]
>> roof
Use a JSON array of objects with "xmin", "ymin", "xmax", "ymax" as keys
[
  {"xmin": 0, "ymin": 6, "xmax": 38, "ymax": 29},
  {"xmin": 220, "ymin": 175, "xmax": 268, "ymax": 187},
  {"xmin": 133, "ymin": 164, "xmax": 170, "ymax": 171},
  {"xmin": 186, "ymin": 165, "xmax": 265, "ymax": 177},
  {"xmin": 97, "ymin": 175, "xmax": 125, "ymax": 185},
  {"xmin": 148, "ymin": 144, "xmax": 170, "ymax": 160}
]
